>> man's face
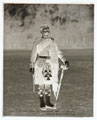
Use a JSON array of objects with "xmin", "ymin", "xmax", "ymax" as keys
[{"xmin": 42, "ymin": 29, "xmax": 50, "ymax": 38}]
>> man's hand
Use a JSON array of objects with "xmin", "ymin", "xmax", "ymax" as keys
[
  {"xmin": 65, "ymin": 61, "xmax": 69, "ymax": 68},
  {"xmin": 29, "ymin": 67, "xmax": 35, "ymax": 75},
  {"xmin": 61, "ymin": 61, "xmax": 69, "ymax": 70}
]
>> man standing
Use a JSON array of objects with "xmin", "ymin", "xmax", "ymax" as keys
[{"xmin": 29, "ymin": 24, "xmax": 69, "ymax": 110}]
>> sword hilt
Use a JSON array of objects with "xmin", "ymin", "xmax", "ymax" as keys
[{"xmin": 60, "ymin": 64, "xmax": 68, "ymax": 70}]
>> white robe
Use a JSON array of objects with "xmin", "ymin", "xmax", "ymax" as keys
[{"xmin": 30, "ymin": 37, "xmax": 66, "ymax": 86}]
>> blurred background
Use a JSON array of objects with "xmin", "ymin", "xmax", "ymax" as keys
[{"xmin": 4, "ymin": 4, "xmax": 94, "ymax": 50}]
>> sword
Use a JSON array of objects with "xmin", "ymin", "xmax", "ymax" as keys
[
  {"xmin": 55, "ymin": 65, "xmax": 68, "ymax": 100},
  {"xmin": 32, "ymin": 73, "xmax": 35, "ymax": 93}
]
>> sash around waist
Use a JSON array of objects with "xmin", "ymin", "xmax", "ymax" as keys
[{"xmin": 38, "ymin": 55, "xmax": 51, "ymax": 59}]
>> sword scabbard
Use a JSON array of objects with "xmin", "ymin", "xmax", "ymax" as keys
[{"xmin": 56, "ymin": 69, "xmax": 64, "ymax": 100}]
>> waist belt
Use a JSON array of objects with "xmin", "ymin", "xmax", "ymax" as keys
[{"xmin": 38, "ymin": 56, "xmax": 51, "ymax": 59}]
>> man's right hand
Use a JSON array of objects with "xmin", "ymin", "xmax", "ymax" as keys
[{"xmin": 29, "ymin": 68, "xmax": 34, "ymax": 75}]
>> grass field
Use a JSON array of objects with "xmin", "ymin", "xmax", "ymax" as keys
[{"xmin": 3, "ymin": 49, "xmax": 93, "ymax": 117}]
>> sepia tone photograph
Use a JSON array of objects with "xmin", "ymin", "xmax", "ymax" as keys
[{"xmin": 3, "ymin": 4, "xmax": 94, "ymax": 117}]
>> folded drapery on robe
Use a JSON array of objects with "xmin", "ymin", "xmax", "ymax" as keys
[{"xmin": 30, "ymin": 37, "xmax": 66, "ymax": 93}]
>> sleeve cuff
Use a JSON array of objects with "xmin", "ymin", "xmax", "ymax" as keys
[{"xmin": 30, "ymin": 62, "xmax": 35, "ymax": 68}]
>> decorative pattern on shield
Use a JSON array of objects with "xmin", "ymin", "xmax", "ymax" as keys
[{"xmin": 42, "ymin": 62, "xmax": 52, "ymax": 81}]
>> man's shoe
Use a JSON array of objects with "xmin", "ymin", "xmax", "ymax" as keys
[
  {"xmin": 45, "ymin": 95, "xmax": 56, "ymax": 109},
  {"xmin": 46, "ymin": 104, "xmax": 56, "ymax": 109},
  {"xmin": 40, "ymin": 107, "xmax": 47, "ymax": 111}
]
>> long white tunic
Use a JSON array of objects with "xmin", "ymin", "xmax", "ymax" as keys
[{"xmin": 30, "ymin": 37, "xmax": 66, "ymax": 86}]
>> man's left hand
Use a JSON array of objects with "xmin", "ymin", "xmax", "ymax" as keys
[
  {"xmin": 61, "ymin": 61, "xmax": 69, "ymax": 70},
  {"xmin": 65, "ymin": 61, "xmax": 69, "ymax": 68}
]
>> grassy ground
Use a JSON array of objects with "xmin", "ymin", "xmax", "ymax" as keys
[{"xmin": 3, "ymin": 49, "xmax": 93, "ymax": 117}]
